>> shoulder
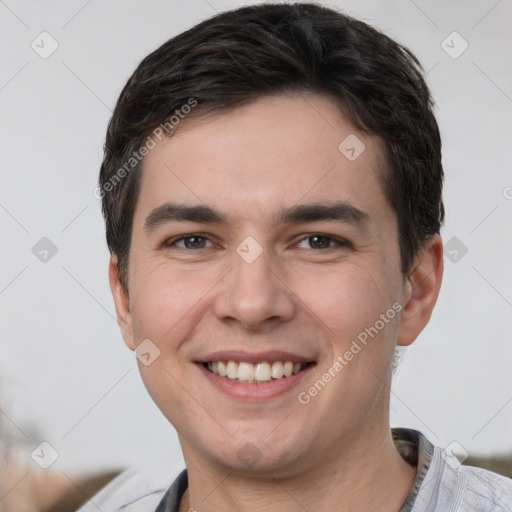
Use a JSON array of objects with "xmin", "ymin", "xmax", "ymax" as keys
[
  {"xmin": 397, "ymin": 429, "xmax": 512, "ymax": 512},
  {"xmin": 425, "ymin": 445, "xmax": 512, "ymax": 511},
  {"xmin": 76, "ymin": 467, "xmax": 178, "ymax": 512},
  {"xmin": 453, "ymin": 463, "xmax": 512, "ymax": 511}
]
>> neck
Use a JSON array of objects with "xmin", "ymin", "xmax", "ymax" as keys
[{"xmin": 178, "ymin": 427, "xmax": 416, "ymax": 512}]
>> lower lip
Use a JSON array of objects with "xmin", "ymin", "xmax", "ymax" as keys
[{"xmin": 197, "ymin": 363, "xmax": 315, "ymax": 400}]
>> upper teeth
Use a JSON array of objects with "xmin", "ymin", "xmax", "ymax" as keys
[{"xmin": 206, "ymin": 361, "xmax": 307, "ymax": 383}]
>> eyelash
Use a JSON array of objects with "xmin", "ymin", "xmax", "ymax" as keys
[
  {"xmin": 296, "ymin": 234, "xmax": 351, "ymax": 250},
  {"xmin": 167, "ymin": 234, "xmax": 214, "ymax": 250},
  {"xmin": 166, "ymin": 233, "xmax": 352, "ymax": 251}
]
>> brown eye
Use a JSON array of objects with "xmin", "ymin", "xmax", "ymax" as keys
[
  {"xmin": 182, "ymin": 236, "xmax": 207, "ymax": 248},
  {"xmin": 170, "ymin": 235, "xmax": 212, "ymax": 249},
  {"xmin": 308, "ymin": 235, "xmax": 332, "ymax": 249},
  {"xmin": 296, "ymin": 234, "xmax": 350, "ymax": 250}
]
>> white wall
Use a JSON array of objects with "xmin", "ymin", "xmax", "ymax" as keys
[{"xmin": 0, "ymin": 0, "xmax": 511, "ymax": 474}]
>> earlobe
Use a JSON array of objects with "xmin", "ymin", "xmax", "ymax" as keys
[
  {"xmin": 397, "ymin": 235, "xmax": 444, "ymax": 347},
  {"xmin": 108, "ymin": 256, "xmax": 135, "ymax": 350}
]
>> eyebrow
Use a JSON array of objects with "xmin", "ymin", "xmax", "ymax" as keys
[
  {"xmin": 278, "ymin": 202, "xmax": 370, "ymax": 226},
  {"xmin": 143, "ymin": 201, "xmax": 370, "ymax": 233},
  {"xmin": 144, "ymin": 204, "xmax": 225, "ymax": 232}
]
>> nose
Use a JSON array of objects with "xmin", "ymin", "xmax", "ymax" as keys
[{"xmin": 212, "ymin": 246, "xmax": 296, "ymax": 330}]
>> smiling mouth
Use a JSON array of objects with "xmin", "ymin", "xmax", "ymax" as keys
[{"xmin": 202, "ymin": 360, "xmax": 315, "ymax": 384}]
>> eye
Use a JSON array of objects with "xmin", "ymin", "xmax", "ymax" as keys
[
  {"xmin": 169, "ymin": 235, "xmax": 213, "ymax": 249},
  {"xmin": 296, "ymin": 234, "xmax": 350, "ymax": 250}
]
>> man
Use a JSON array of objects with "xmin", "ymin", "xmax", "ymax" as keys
[{"xmin": 81, "ymin": 3, "xmax": 512, "ymax": 511}]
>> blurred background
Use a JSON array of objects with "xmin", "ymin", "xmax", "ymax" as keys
[{"xmin": 0, "ymin": 0, "xmax": 511, "ymax": 480}]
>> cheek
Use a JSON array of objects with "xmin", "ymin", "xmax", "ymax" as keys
[
  {"xmin": 291, "ymin": 260, "xmax": 402, "ymax": 390},
  {"xmin": 129, "ymin": 261, "xmax": 219, "ymax": 348},
  {"xmin": 291, "ymin": 261, "xmax": 395, "ymax": 342},
  {"xmin": 127, "ymin": 264, "xmax": 217, "ymax": 426}
]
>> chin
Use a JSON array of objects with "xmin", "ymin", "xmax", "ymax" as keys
[{"xmin": 198, "ymin": 430, "xmax": 313, "ymax": 478}]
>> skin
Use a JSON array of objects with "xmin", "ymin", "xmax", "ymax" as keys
[{"xmin": 110, "ymin": 93, "xmax": 443, "ymax": 511}]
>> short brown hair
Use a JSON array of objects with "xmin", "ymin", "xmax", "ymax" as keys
[{"xmin": 99, "ymin": 2, "xmax": 444, "ymax": 292}]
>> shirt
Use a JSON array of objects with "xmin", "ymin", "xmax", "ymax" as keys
[{"xmin": 76, "ymin": 428, "xmax": 512, "ymax": 511}]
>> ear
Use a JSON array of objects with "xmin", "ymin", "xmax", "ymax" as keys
[
  {"xmin": 108, "ymin": 256, "xmax": 135, "ymax": 350},
  {"xmin": 397, "ymin": 234, "xmax": 444, "ymax": 347}
]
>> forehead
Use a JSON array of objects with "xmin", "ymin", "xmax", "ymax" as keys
[{"xmin": 134, "ymin": 93, "xmax": 394, "ymax": 232}]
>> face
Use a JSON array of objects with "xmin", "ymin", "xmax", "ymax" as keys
[{"xmin": 110, "ymin": 93, "xmax": 440, "ymax": 477}]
